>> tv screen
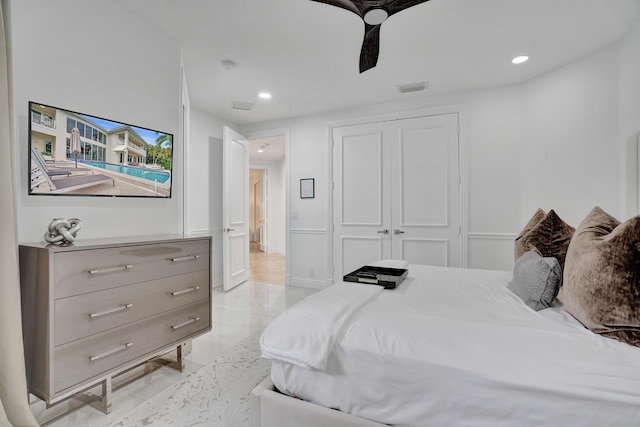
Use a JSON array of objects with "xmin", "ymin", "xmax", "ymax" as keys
[{"xmin": 28, "ymin": 101, "xmax": 173, "ymax": 198}]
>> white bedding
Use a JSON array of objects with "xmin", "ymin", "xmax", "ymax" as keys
[
  {"xmin": 262, "ymin": 265, "xmax": 640, "ymax": 427},
  {"xmin": 261, "ymin": 281, "xmax": 382, "ymax": 370}
]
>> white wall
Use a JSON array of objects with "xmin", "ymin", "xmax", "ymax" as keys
[
  {"xmin": 8, "ymin": 0, "xmax": 182, "ymax": 243},
  {"xmin": 619, "ymin": 22, "xmax": 640, "ymax": 217},
  {"xmin": 520, "ymin": 46, "xmax": 620, "ymax": 225},
  {"xmin": 270, "ymin": 158, "xmax": 286, "ymax": 255},
  {"xmin": 187, "ymin": 107, "xmax": 235, "ymax": 287},
  {"xmin": 241, "ymin": 28, "xmax": 640, "ymax": 287},
  {"xmin": 241, "ymin": 87, "xmax": 530, "ymax": 283}
]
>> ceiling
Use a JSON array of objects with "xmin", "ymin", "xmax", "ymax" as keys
[
  {"xmin": 248, "ymin": 135, "xmax": 286, "ymax": 162},
  {"xmin": 116, "ymin": 0, "xmax": 640, "ymax": 127}
]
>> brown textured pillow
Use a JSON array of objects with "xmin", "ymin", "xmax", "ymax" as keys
[
  {"xmin": 514, "ymin": 209, "xmax": 575, "ymax": 269},
  {"xmin": 562, "ymin": 207, "xmax": 640, "ymax": 347}
]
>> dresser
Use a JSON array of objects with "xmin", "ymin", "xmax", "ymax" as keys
[{"xmin": 19, "ymin": 235, "xmax": 212, "ymax": 413}]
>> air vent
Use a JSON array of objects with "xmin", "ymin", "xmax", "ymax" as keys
[
  {"xmin": 231, "ymin": 101, "xmax": 254, "ymax": 111},
  {"xmin": 397, "ymin": 82, "xmax": 428, "ymax": 94}
]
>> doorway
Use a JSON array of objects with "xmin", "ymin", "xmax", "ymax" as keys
[{"xmin": 248, "ymin": 135, "xmax": 287, "ymax": 285}]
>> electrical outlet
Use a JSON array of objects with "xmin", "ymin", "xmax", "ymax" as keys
[{"xmin": 308, "ymin": 268, "xmax": 314, "ymax": 277}]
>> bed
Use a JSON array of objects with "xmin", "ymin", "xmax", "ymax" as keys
[{"xmin": 252, "ymin": 264, "xmax": 640, "ymax": 427}]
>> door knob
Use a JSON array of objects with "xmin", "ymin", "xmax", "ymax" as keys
[
  {"xmin": 394, "ymin": 229, "xmax": 405, "ymax": 235},
  {"xmin": 223, "ymin": 227, "xmax": 235, "ymax": 232},
  {"xmin": 377, "ymin": 229, "xmax": 389, "ymax": 235}
]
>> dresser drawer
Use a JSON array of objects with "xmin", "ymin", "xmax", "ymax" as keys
[
  {"xmin": 54, "ymin": 269, "xmax": 209, "ymax": 346},
  {"xmin": 54, "ymin": 239, "xmax": 210, "ymax": 299},
  {"xmin": 54, "ymin": 300, "xmax": 210, "ymax": 394}
]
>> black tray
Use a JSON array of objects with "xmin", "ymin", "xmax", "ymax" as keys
[{"xmin": 343, "ymin": 266, "xmax": 408, "ymax": 289}]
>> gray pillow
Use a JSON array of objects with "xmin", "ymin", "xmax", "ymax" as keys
[{"xmin": 509, "ymin": 249, "xmax": 562, "ymax": 311}]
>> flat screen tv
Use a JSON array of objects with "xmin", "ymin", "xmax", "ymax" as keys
[{"xmin": 28, "ymin": 101, "xmax": 173, "ymax": 198}]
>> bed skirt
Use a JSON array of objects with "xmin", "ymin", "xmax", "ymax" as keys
[{"xmin": 250, "ymin": 376, "xmax": 386, "ymax": 427}]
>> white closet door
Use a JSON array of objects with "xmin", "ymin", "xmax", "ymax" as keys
[
  {"xmin": 333, "ymin": 113, "xmax": 460, "ymax": 281},
  {"xmin": 390, "ymin": 114, "xmax": 460, "ymax": 267},
  {"xmin": 333, "ymin": 123, "xmax": 392, "ymax": 278}
]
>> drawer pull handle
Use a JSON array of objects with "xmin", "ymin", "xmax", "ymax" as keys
[
  {"xmin": 170, "ymin": 254, "xmax": 200, "ymax": 262},
  {"xmin": 88, "ymin": 264, "xmax": 133, "ymax": 275},
  {"xmin": 88, "ymin": 304, "xmax": 133, "ymax": 319},
  {"xmin": 89, "ymin": 342, "xmax": 133, "ymax": 362},
  {"xmin": 170, "ymin": 286, "xmax": 200, "ymax": 296},
  {"xmin": 171, "ymin": 317, "xmax": 200, "ymax": 331}
]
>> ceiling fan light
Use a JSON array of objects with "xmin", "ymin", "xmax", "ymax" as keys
[{"xmin": 364, "ymin": 8, "xmax": 389, "ymax": 25}]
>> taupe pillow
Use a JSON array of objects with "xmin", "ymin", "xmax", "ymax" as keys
[
  {"xmin": 514, "ymin": 209, "xmax": 575, "ymax": 270},
  {"xmin": 509, "ymin": 249, "xmax": 562, "ymax": 311},
  {"xmin": 562, "ymin": 207, "xmax": 640, "ymax": 347}
]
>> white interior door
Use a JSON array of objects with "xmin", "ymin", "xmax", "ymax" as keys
[
  {"xmin": 333, "ymin": 114, "xmax": 461, "ymax": 281},
  {"xmin": 390, "ymin": 114, "xmax": 460, "ymax": 266},
  {"xmin": 333, "ymin": 123, "xmax": 392, "ymax": 278},
  {"xmin": 223, "ymin": 126, "xmax": 250, "ymax": 291},
  {"xmin": 259, "ymin": 174, "xmax": 268, "ymax": 252}
]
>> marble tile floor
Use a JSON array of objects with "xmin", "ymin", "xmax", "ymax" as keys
[{"xmin": 31, "ymin": 281, "xmax": 317, "ymax": 427}]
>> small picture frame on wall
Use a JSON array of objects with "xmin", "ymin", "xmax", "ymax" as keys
[{"xmin": 300, "ymin": 178, "xmax": 315, "ymax": 199}]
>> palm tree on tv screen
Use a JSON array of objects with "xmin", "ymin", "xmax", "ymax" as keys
[{"xmin": 147, "ymin": 134, "xmax": 172, "ymax": 170}]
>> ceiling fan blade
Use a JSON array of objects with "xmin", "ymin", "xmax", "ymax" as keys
[
  {"xmin": 385, "ymin": 0, "xmax": 431, "ymax": 16},
  {"xmin": 359, "ymin": 23, "xmax": 381, "ymax": 73},
  {"xmin": 310, "ymin": 0, "xmax": 360, "ymax": 15}
]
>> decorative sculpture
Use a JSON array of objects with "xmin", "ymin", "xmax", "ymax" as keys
[
  {"xmin": 310, "ymin": 0, "xmax": 432, "ymax": 73},
  {"xmin": 44, "ymin": 218, "xmax": 82, "ymax": 245}
]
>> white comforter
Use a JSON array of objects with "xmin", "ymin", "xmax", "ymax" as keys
[{"xmin": 261, "ymin": 265, "xmax": 640, "ymax": 427}]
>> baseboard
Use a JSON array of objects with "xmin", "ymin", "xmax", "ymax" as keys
[{"xmin": 211, "ymin": 273, "xmax": 223, "ymax": 289}]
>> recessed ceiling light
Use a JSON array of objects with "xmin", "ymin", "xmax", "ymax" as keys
[
  {"xmin": 257, "ymin": 149, "xmax": 264, "ymax": 153},
  {"xmin": 512, "ymin": 55, "xmax": 529, "ymax": 64},
  {"xmin": 258, "ymin": 92, "xmax": 272, "ymax": 99}
]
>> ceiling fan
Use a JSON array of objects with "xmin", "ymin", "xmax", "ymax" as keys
[{"xmin": 311, "ymin": 0, "xmax": 432, "ymax": 73}]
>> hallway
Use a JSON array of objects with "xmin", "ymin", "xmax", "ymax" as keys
[{"xmin": 249, "ymin": 242, "xmax": 285, "ymax": 285}]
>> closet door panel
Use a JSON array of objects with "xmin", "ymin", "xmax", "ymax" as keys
[
  {"xmin": 341, "ymin": 131, "xmax": 384, "ymax": 225},
  {"xmin": 333, "ymin": 113, "xmax": 460, "ymax": 281},
  {"xmin": 399, "ymin": 126, "xmax": 449, "ymax": 226},
  {"xmin": 401, "ymin": 238, "xmax": 448, "ymax": 267},
  {"xmin": 391, "ymin": 114, "xmax": 460, "ymax": 267},
  {"xmin": 333, "ymin": 125, "xmax": 392, "ymax": 278},
  {"xmin": 341, "ymin": 236, "xmax": 385, "ymax": 278}
]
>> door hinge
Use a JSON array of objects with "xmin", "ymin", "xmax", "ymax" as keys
[
  {"xmin": 458, "ymin": 225, "xmax": 462, "ymax": 235},
  {"xmin": 456, "ymin": 125, "xmax": 460, "ymax": 135}
]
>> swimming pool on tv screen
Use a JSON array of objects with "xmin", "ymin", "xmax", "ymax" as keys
[{"xmin": 80, "ymin": 160, "xmax": 170, "ymax": 184}]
